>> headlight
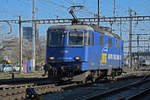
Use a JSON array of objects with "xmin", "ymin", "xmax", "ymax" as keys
[
  {"xmin": 26, "ymin": 94, "xmax": 29, "ymax": 97},
  {"xmin": 31, "ymin": 95, "xmax": 35, "ymax": 98},
  {"xmin": 74, "ymin": 57, "xmax": 81, "ymax": 60},
  {"xmin": 49, "ymin": 57, "xmax": 55, "ymax": 60}
]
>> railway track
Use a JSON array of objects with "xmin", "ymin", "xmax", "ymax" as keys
[
  {"xmin": 83, "ymin": 76, "xmax": 150, "ymax": 100},
  {"xmin": 0, "ymin": 79, "xmax": 90, "ymax": 100},
  {"xmin": 41, "ymin": 75, "xmax": 149, "ymax": 100},
  {"xmin": 0, "ymin": 77, "xmax": 56, "ymax": 100},
  {"xmin": 127, "ymin": 86, "xmax": 150, "ymax": 100},
  {"xmin": 0, "ymin": 71, "xmax": 150, "ymax": 100},
  {"xmin": 0, "ymin": 83, "xmax": 59, "ymax": 100},
  {"xmin": 0, "ymin": 77, "xmax": 49, "ymax": 85},
  {"xmin": 0, "ymin": 82, "xmax": 91, "ymax": 100}
]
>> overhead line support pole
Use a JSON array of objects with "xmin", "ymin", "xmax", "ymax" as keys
[
  {"xmin": 120, "ymin": 20, "xmax": 122, "ymax": 39},
  {"xmin": 137, "ymin": 34, "xmax": 140, "ymax": 69},
  {"xmin": 32, "ymin": 0, "xmax": 36, "ymax": 72},
  {"xmin": 113, "ymin": 0, "xmax": 116, "ymax": 17},
  {"xmin": 129, "ymin": 9, "xmax": 133, "ymax": 69},
  {"xmin": 19, "ymin": 16, "xmax": 22, "ymax": 73},
  {"xmin": 97, "ymin": 0, "xmax": 100, "ymax": 26}
]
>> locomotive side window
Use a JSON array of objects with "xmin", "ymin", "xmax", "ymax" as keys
[
  {"xmin": 100, "ymin": 36, "xmax": 104, "ymax": 46},
  {"xmin": 92, "ymin": 32, "xmax": 94, "ymax": 46},
  {"xmin": 116, "ymin": 40, "xmax": 119, "ymax": 49},
  {"xmin": 88, "ymin": 33, "xmax": 91, "ymax": 45},
  {"xmin": 84, "ymin": 31, "xmax": 90, "ymax": 46},
  {"xmin": 108, "ymin": 38, "xmax": 112, "ymax": 48},
  {"xmin": 47, "ymin": 30, "xmax": 64, "ymax": 47}
]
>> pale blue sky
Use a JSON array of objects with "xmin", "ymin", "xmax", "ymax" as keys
[
  {"xmin": 0, "ymin": 0, "xmax": 150, "ymax": 43},
  {"xmin": 1, "ymin": 0, "xmax": 150, "ymax": 53},
  {"xmin": 0, "ymin": 0, "xmax": 150, "ymax": 19}
]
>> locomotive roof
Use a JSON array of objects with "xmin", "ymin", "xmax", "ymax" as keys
[{"xmin": 48, "ymin": 25, "xmax": 120, "ymax": 39}]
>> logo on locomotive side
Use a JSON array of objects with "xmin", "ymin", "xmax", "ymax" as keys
[{"xmin": 100, "ymin": 53, "xmax": 107, "ymax": 63}]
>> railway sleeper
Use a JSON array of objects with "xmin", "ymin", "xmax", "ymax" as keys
[
  {"xmin": 72, "ymin": 71, "xmax": 91, "ymax": 84},
  {"xmin": 1, "ymin": 96, "xmax": 9, "ymax": 100},
  {"xmin": 0, "ymin": 93, "xmax": 25, "ymax": 100},
  {"xmin": 14, "ymin": 94, "xmax": 25, "ymax": 100}
]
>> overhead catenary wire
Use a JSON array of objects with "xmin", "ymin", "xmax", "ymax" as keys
[
  {"xmin": 38, "ymin": 0, "xmax": 66, "ymax": 17},
  {"xmin": 62, "ymin": 0, "xmax": 95, "ymax": 16},
  {"xmin": 43, "ymin": 0, "xmax": 68, "ymax": 9},
  {"xmin": 40, "ymin": 0, "xmax": 95, "ymax": 18},
  {"xmin": 61, "ymin": 0, "xmax": 76, "ymax": 5}
]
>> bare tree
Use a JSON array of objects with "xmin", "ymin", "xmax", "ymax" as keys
[
  {"xmin": 0, "ymin": 36, "xmax": 46, "ymax": 66},
  {"xmin": 36, "ymin": 36, "xmax": 46, "ymax": 65}
]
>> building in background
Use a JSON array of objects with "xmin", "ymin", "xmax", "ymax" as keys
[
  {"xmin": 23, "ymin": 27, "xmax": 32, "ymax": 41},
  {"xmin": 23, "ymin": 27, "xmax": 39, "ymax": 41}
]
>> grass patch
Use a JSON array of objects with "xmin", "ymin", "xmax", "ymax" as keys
[{"xmin": 0, "ymin": 71, "xmax": 44, "ymax": 79}]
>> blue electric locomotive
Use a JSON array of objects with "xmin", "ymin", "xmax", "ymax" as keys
[{"xmin": 46, "ymin": 24, "xmax": 123, "ymax": 82}]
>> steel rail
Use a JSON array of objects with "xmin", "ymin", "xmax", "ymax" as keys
[
  {"xmin": 0, "ymin": 83, "xmax": 34, "ymax": 90},
  {"xmin": 127, "ymin": 87, "xmax": 150, "ymax": 100},
  {"xmin": 0, "ymin": 77, "xmax": 48, "ymax": 85},
  {"xmin": 84, "ymin": 77, "xmax": 150, "ymax": 100}
]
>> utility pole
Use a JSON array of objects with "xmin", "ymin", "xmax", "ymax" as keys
[
  {"xmin": 137, "ymin": 34, "xmax": 140, "ymax": 69},
  {"xmin": 110, "ymin": 22, "xmax": 113, "ymax": 32},
  {"xmin": 129, "ymin": 9, "xmax": 133, "ymax": 69},
  {"xmin": 149, "ymin": 38, "xmax": 150, "ymax": 52},
  {"xmin": 32, "ymin": 0, "xmax": 36, "ymax": 72},
  {"xmin": 35, "ymin": 23, "xmax": 39, "ymax": 43},
  {"xmin": 19, "ymin": 16, "xmax": 22, "ymax": 73},
  {"xmin": 144, "ymin": 39, "xmax": 146, "ymax": 51},
  {"xmin": 113, "ymin": 0, "xmax": 116, "ymax": 17},
  {"xmin": 97, "ymin": 0, "xmax": 100, "ymax": 26},
  {"xmin": 120, "ymin": 21, "xmax": 122, "ymax": 39}
]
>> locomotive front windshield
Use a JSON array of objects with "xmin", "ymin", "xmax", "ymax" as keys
[
  {"xmin": 47, "ymin": 30, "xmax": 64, "ymax": 47},
  {"xmin": 47, "ymin": 29, "xmax": 90, "ymax": 47},
  {"xmin": 68, "ymin": 31, "xmax": 89, "ymax": 46}
]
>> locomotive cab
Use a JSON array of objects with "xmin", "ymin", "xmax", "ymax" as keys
[{"xmin": 46, "ymin": 25, "xmax": 92, "ymax": 78}]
